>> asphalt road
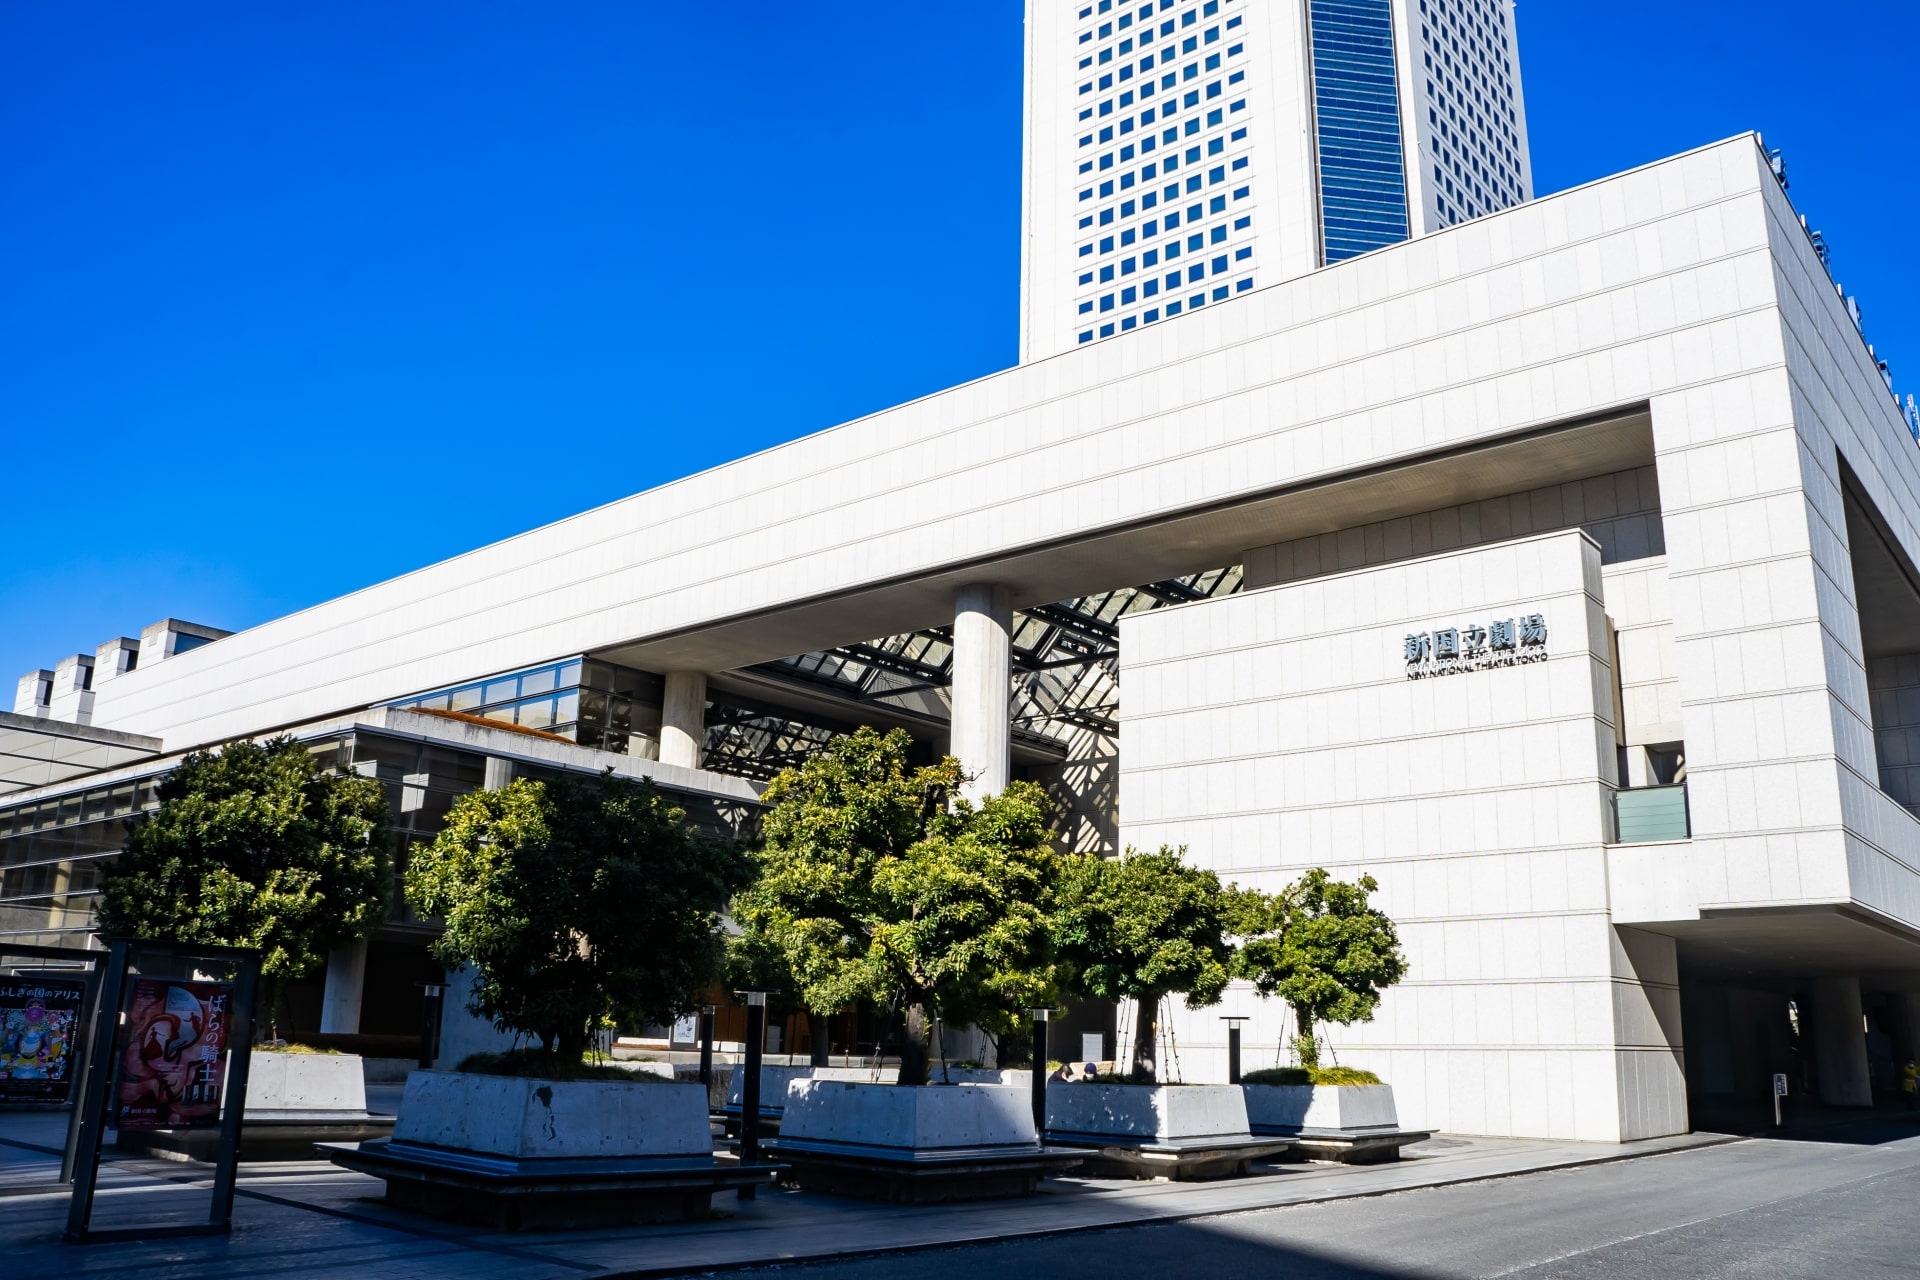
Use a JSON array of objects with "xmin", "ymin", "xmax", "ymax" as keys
[{"xmin": 739, "ymin": 1118, "xmax": 1920, "ymax": 1280}]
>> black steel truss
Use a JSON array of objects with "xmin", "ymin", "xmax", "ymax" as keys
[{"xmin": 722, "ymin": 566, "xmax": 1244, "ymax": 766}]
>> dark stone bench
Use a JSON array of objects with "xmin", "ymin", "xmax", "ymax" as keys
[{"xmin": 320, "ymin": 1138, "xmax": 782, "ymax": 1230}]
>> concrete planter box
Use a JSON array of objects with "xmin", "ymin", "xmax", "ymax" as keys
[
  {"xmin": 117, "ymin": 1051, "xmax": 392, "ymax": 1162},
  {"xmin": 723, "ymin": 1065, "xmax": 1032, "ymax": 1133},
  {"xmin": 765, "ymin": 1081, "xmax": 1081, "ymax": 1202},
  {"xmin": 1241, "ymin": 1084, "xmax": 1431, "ymax": 1164},
  {"xmin": 1044, "ymin": 1083, "xmax": 1291, "ymax": 1179},
  {"xmin": 724, "ymin": 1064, "xmax": 896, "ymax": 1131},
  {"xmin": 323, "ymin": 1070, "xmax": 778, "ymax": 1228},
  {"xmin": 391, "ymin": 1069, "xmax": 711, "ymax": 1158}
]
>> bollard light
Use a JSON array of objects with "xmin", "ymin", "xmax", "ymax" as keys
[
  {"xmin": 1026, "ymin": 1007, "xmax": 1052, "ymax": 1140},
  {"xmin": 1221, "ymin": 1016, "xmax": 1248, "ymax": 1085},
  {"xmin": 698, "ymin": 1003, "xmax": 716, "ymax": 1089},
  {"xmin": 737, "ymin": 992, "xmax": 767, "ymax": 1198}
]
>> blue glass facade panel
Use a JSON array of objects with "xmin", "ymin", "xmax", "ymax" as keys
[{"xmin": 1309, "ymin": 0, "xmax": 1410, "ymax": 264}]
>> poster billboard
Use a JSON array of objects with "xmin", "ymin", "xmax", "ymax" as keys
[
  {"xmin": 0, "ymin": 978, "xmax": 85, "ymax": 1103},
  {"xmin": 115, "ymin": 978, "xmax": 233, "ymax": 1130}
]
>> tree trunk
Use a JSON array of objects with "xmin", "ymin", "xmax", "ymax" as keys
[
  {"xmin": 809, "ymin": 1012, "xmax": 831, "ymax": 1066},
  {"xmin": 1291, "ymin": 1003, "xmax": 1318, "ymax": 1069},
  {"xmin": 1130, "ymin": 993, "xmax": 1160, "ymax": 1082},
  {"xmin": 898, "ymin": 1003, "xmax": 932, "ymax": 1086},
  {"xmin": 554, "ymin": 1021, "xmax": 592, "ymax": 1064}
]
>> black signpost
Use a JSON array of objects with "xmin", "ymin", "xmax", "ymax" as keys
[{"xmin": 64, "ymin": 938, "xmax": 262, "ymax": 1243}]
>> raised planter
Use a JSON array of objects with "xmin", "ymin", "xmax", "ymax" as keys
[
  {"xmin": 1044, "ymin": 1083, "xmax": 1292, "ymax": 1179},
  {"xmin": 322, "ymin": 1070, "xmax": 780, "ymax": 1228},
  {"xmin": 765, "ymin": 1080, "xmax": 1082, "ymax": 1202},
  {"xmin": 116, "ymin": 1050, "xmax": 393, "ymax": 1162},
  {"xmin": 1241, "ymin": 1083, "xmax": 1432, "ymax": 1164}
]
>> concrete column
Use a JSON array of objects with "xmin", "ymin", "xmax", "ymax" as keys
[
  {"xmin": 951, "ymin": 584, "xmax": 1013, "ymax": 803},
  {"xmin": 660, "ymin": 671, "xmax": 707, "ymax": 770},
  {"xmin": 319, "ymin": 938, "xmax": 369, "ymax": 1035},
  {"xmin": 1811, "ymin": 976, "xmax": 1873, "ymax": 1107},
  {"xmin": 483, "ymin": 756, "xmax": 514, "ymax": 790},
  {"xmin": 1890, "ymin": 991, "xmax": 1920, "ymax": 1067}
]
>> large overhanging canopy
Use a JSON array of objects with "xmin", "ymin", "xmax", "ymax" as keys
[{"xmin": 0, "ymin": 711, "xmax": 162, "ymax": 799}]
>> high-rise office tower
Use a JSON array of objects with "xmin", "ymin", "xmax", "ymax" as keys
[{"xmin": 1021, "ymin": 0, "xmax": 1533, "ymax": 362}]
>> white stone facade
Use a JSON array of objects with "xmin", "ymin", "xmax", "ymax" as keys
[
  {"xmin": 11, "ymin": 128, "xmax": 1918, "ymax": 1139},
  {"xmin": 1121, "ymin": 530, "xmax": 1688, "ymax": 1140}
]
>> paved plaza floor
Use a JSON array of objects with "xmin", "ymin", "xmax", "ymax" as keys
[
  {"xmin": 1, "ymin": 1089, "xmax": 1754, "ymax": 1280},
  {"xmin": 766, "ymin": 1114, "xmax": 1920, "ymax": 1279}
]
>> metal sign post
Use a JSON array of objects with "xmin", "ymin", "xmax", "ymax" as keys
[
  {"xmin": 1773, "ymin": 1072, "xmax": 1788, "ymax": 1127},
  {"xmin": 64, "ymin": 938, "xmax": 261, "ymax": 1244}
]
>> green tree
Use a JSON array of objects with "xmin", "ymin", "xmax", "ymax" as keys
[
  {"xmin": 407, "ymin": 771, "xmax": 750, "ymax": 1060},
  {"xmin": 1052, "ymin": 846, "xmax": 1232, "ymax": 1081},
  {"xmin": 1229, "ymin": 869, "xmax": 1407, "ymax": 1069},
  {"xmin": 732, "ymin": 726, "xmax": 1061, "ymax": 1086},
  {"xmin": 96, "ymin": 736, "xmax": 390, "ymax": 1029}
]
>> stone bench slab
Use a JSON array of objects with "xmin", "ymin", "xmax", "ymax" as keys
[
  {"xmin": 1260, "ymin": 1127, "xmax": 1436, "ymax": 1164},
  {"xmin": 321, "ymin": 1138, "xmax": 782, "ymax": 1230},
  {"xmin": 764, "ymin": 1136, "xmax": 1084, "ymax": 1204},
  {"xmin": 1043, "ymin": 1131, "xmax": 1295, "ymax": 1180}
]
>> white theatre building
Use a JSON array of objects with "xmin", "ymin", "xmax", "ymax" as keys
[{"xmin": 8, "ymin": 0, "xmax": 1920, "ymax": 1141}]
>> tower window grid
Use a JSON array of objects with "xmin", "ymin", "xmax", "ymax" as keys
[
  {"xmin": 1415, "ymin": 0, "xmax": 1526, "ymax": 227},
  {"xmin": 1071, "ymin": 0, "xmax": 1255, "ymax": 346}
]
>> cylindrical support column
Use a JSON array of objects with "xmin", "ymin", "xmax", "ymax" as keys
[
  {"xmin": 739, "ymin": 991, "xmax": 766, "ymax": 1196},
  {"xmin": 1029, "ymin": 1008, "xmax": 1050, "ymax": 1139},
  {"xmin": 1811, "ymin": 977, "xmax": 1872, "ymax": 1107},
  {"xmin": 318, "ymin": 939, "xmax": 368, "ymax": 1035},
  {"xmin": 951, "ymin": 584, "xmax": 1013, "ymax": 803},
  {"xmin": 660, "ymin": 671, "xmax": 708, "ymax": 770}
]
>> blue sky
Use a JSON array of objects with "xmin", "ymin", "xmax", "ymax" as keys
[{"xmin": 3, "ymin": 1, "xmax": 1916, "ymax": 687}]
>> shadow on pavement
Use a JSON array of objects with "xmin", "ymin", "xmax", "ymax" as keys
[
  {"xmin": 1691, "ymin": 1097, "xmax": 1920, "ymax": 1146},
  {"xmin": 745, "ymin": 1216, "xmax": 1434, "ymax": 1280}
]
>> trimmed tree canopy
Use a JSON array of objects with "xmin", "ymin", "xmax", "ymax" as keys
[
  {"xmin": 1052, "ymin": 846, "xmax": 1232, "ymax": 1080},
  {"xmin": 732, "ymin": 726, "xmax": 1060, "ymax": 1085},
  {"xmin": 97, "ymin": 736, "xmax": 390, "ymax": 994},
  {"xmin": 407, "ymin": 771, "xmax": 750, "ymax": 1059},
  {"xmin": 1230, "ymin": 869, "xmax": 1407, "ymax": 1068}
]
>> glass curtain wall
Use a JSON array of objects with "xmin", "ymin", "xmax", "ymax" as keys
[
  {"xmin": 1309, "ymin": 0, "xmax": 1411, "ymax": 262},
  {"xmin": 386, "ymin": 657, "xmax": 664, "ymax": 755}
]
